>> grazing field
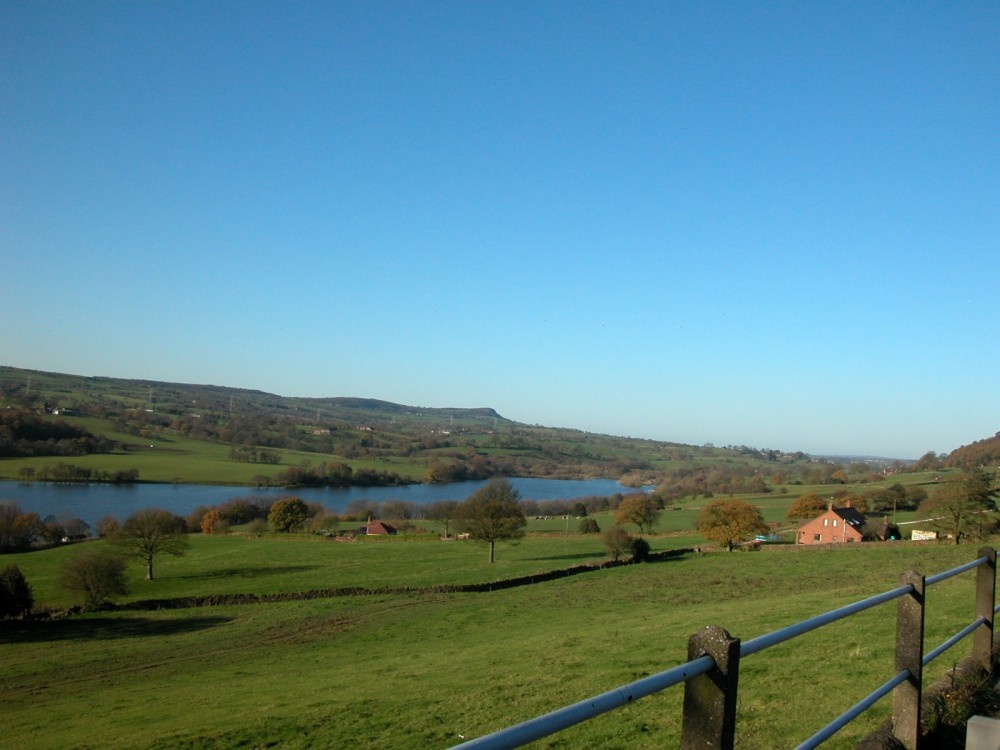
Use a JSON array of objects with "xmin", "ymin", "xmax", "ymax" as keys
[
  {"xmin": 0, "ymin": 415, "xmax": 432, "ymax": 484},
  {"xmin": 0, "ymin": 533, "xmax": 988, "ymax": 749}
]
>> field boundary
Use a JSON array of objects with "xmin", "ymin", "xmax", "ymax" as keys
[{"xmin": 60, "ymin": 547, "xmax": 694, "ymax": 614}]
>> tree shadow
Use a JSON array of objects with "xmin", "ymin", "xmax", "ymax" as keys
[
  {"xmin": 176, "ymin": 565, "xmax": 320, "ymax": 580},
  {"xmin": 525, "ymin": 552, "xmax": 601, "ymax": 562},
  {"xmin": 0, "ymin": 614, "xmax": 232, "ymax": 644}
]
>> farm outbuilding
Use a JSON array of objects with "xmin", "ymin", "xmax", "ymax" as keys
[{"xmin": 365, "ymin": 519, "xmax": 397, "ymax": 536}]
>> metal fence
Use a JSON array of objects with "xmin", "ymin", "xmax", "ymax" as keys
[{"xmin": 450, "ymin": 546, "xmax": 997, "ymax": 750}]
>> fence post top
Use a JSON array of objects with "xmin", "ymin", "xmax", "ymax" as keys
[
  {"xmin": 900, "ymin": 570, "xmax": 924, "ymax": 587},
  {"xmin": 689, "ymin": 625, "xmax": 740, "ymax": 660},
  {"xmin": 692, "ymin": 624, "xmax": 735, "ymax": 641}
]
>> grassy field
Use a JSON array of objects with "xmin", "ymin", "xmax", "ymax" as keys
[
  {"xmin": 1, "ymin": 531, "xmax": 990, "ymax": 750},
  {"xmin": 0, "ymin": 415, "xmax": 432, "ymax": 484}
]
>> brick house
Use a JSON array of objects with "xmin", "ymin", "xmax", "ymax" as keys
[{"xmin": 796, "ymin": 502, "xmax": 867, "ymax": 545}]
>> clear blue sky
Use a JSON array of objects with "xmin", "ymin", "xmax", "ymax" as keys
[{"xmin": 2, "ymin": 2, "xmax": 998, "ymax": 459}]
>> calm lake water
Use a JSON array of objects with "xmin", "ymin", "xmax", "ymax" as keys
[{"xmin": 0, "ymin": 477, "xmax": 638, "ymax": 525}]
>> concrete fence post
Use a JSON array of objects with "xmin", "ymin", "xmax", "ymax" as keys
[
  {"xmin": 973, "ymin": 546, "xmax": 996, "ymax": 664},
  {"xmin": 681, "ymin": 625, "xmax": 741, "ymax": 750},
  {"xmin": 893, "ymin": 571, "xmax": 926, "ymax": 750}
]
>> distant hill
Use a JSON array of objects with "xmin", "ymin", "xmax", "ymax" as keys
[
  {"xmin": 0, "ymin": 365, "xmax": 903, "ymax": 489},
  {"xmin": 0, "ymin": 366, "xmax": 509, "ymax": 432},
  {"xmin": 945, "ymin": 433, "xmax": 1000, "ymax": 469}
]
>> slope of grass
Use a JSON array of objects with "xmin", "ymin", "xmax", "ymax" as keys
[
  {"xmin": 1, "ymin": 537, "xmax": 987, "ymax": 749},
  {"xmin": 0, "ymin": 415, "xmax": 433, "ymax": 484}
]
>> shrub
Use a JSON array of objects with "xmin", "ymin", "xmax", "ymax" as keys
[
  {"xmin": 186, "ymin": 505, "xmax": 212, "ymax": 532},
  {"xmin": 200, "ymin": 509, "xmax": 228, "ymax": 535},
  {"xmin": 268, "ymin": 497, "xmax": 308, "ymax": 532},
  {"xmin": 309, "ymin": 513, "xmax": 340, "ymax": 533},
  {"xmin": 59, "ymin": 548, "xmax": 129, "ymax": 609},
  {"xmin": 578, "ymin": 518, "xmax": 601, "ymax": 534},
  {"xmin": 95, "ymin": 516, "xmax": 120, "ymax": 538},
  {"xmin": 602, "ymin": 527, "xmax": 633, "ymax": 561},
  {"xmin": 630, "ymin": 536, "xmax": 651, "ymax": 562},
  {"xmin": 0, "ymin": 565, "xmax": 34, "ymax": 619}
]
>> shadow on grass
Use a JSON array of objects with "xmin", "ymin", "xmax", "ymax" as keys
[
  {"xmin": 0, "ymin": 614, "xmax": 232, "ymax": 644},
  {"xmin": 525, "ymin": 552, "xmax": 602, "ymax": 562},
  {"xmin": 177, "ymin": 565, "xmax": 320, "ymax": 580}
]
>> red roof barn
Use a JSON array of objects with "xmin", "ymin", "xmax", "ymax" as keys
[{"xmin": 365, "ymin": 519, "xmax": 397, "ymax": 536}]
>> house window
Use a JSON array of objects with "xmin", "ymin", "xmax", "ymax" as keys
[
  {"xmin": 833, "ymin": 535, "xmax": 838, "ymax": 542},
  {"xmin": 823, "ymin": 519, "xmax": 828, "ymax": 526},
  {"xmin": 833, "ymin": 519, "xmax": 838, "ymax": 527},
  {"xmin": 814, "ymin": 534, "xmax": 822, "ymax": 541}
]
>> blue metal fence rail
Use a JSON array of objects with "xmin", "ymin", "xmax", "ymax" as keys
[{"xmin": 450, "ymin": 546, "xmax": 997, "ymax": 750}]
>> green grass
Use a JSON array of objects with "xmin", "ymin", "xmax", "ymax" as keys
[
  {"xmin": 1, "ymin": 535, "xmax": 990, "ymax": 749},
  {"xmin": 0, "ymin": 415, "xmax": 433, "ymax": 484},
  {"xmin": 9, "ymin": 531, "xmax": 692, "ymax": 609}
]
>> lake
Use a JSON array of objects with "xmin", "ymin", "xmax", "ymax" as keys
[{"xmin": 0, "ymin": 477, "xmax": 640, "ymax": 526}]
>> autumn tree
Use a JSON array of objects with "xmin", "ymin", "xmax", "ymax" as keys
[
  {"xmin": 200, "ymin": 509, "xmax": 227, "ymax": 535},
  {"xmin": 920, "ymin": 471, "xmax": 997, "ymax": 544},
  {"xmin": 786, "ymin": 493, "xmax": 826, "ymax": 521},
  {"xmin": 60, "ymin": 548, "xmax": 129, "ymax": 609},
  {"xmin": 112, "ymin": 508, "xmax": 189, "ymax": 580},
  {"xmin": 0, "ymin": 502, "xmax": 41, "ymax": 552},
  {"xmin": 697, "ymin": 498, "xmax": 768, "ymax": 551},
  {"xmin": 267, "ymin": 496, "xmax": 308, "ymax": 532},
  {"xmin": 455, "ymin": 478, "xmax": 526, "ymax": 562},
  {"xmin": 0, "ymin": 565, "xmax": 34, "ymax": 619},
  {"xmin": 613, "ymin": 494, "xmax": 660, "ymax": 534},
  {"xmin": 835, "ymin": 494, "xmax": 868, "ymax": 514}
]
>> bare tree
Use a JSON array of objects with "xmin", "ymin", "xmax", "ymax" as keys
[
  {"xmin": 112, "ymin": 508, "xmax": 189, "ymax": 580},
  {"xmin": 426, "ymin": 499, "xmax": 460, "ymax": 538}
]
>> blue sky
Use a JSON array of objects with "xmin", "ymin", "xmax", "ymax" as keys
[{"xmin": 2, "ymin": 2, "xmax": 998, "ymax": 458}]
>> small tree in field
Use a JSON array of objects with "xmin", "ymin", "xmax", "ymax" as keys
[
  {"xmin": 455, "ymin": 478, "xmax": 526, "ymax": 562},
  {"xmin": 613, "ymin": 494, "xmax": 660, "ymax": 534},
  {"xmin": 697, "ymin": 498, "xmax": 768, "ymax": 551},
  {"xmin": 603, "ymin": 527, "xmax": 633, "ymax": 561},
  {"xmin": 112, "ymin": 508, "xmax": 189, "ymax": 580},
  {"xmin": 920, "ymin": 472, "xmax": 998, "ymax": 544},
  {"xmin": 60, "ymin": 548, "xmax": 129, "ymax": 609},
  {"xmin": 0, "ymin": 565, "xmax": 34, "ymax": 619},
  {"xmin": 268, "ymin": 496, "xmax": 308, "ymax": 532},
  {"xmin": 578, "ymin": 518, "xmax": 601, "ymax": 534},
  {"xmin": 426, "ymin": 499, "xmax": 460, "ymax": 538}
]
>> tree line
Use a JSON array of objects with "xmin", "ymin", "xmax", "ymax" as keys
[
  {"xmin": 0, "ymin": 411, "xmax": 116, "ymax": 458},
  {"xmin": 17, "ymin": 464, "xmax": 140, "ymax": 484}
]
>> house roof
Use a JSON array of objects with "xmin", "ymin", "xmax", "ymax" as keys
[
  {"xmin": 832, "ymin": 507, "xmax": 867, "ymax": 529},
  {"xmin": 366, "ymin": 519, "xmax": 397, "ymax": 535},
  {"xmin": 796, "ymin": 505, "xmax": 867, "ymax": 531}
]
